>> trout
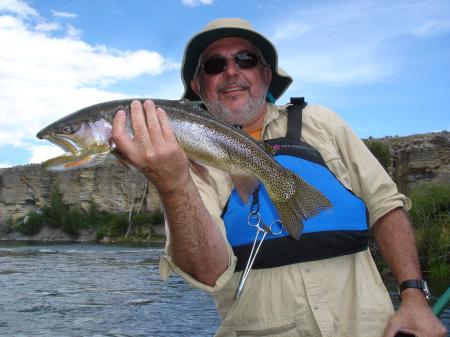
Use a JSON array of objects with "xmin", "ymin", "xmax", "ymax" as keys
[{"xmin": 36, "ymin": 99, "xmax": 331, "ymax": 239}]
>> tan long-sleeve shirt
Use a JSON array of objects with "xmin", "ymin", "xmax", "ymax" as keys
[{"xmin": 160, "ymin": 103, "xmax": 410, "ymax": 337}]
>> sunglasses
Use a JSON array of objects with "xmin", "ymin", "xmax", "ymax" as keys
[{"xmin": 199, "ymin": 51, "xmax": 260, "ymax": 75}]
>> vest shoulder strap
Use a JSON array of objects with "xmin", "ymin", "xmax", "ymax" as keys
[{"xmin": 286, "ymin": 97, "xmax": 307, "ymax": 140}]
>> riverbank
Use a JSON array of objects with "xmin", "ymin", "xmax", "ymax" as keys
[{"xmin": 0, "ymin": 223, "xmax": 166, "ymax": 244}]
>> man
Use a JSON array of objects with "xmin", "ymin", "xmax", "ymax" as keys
[{"xmin": 112, "ymin": 18, "xmax": 446, "ymax": 337}]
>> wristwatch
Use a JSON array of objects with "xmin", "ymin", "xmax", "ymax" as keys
[{"xmin": 398, "ymin": 279, "xmax": 430, "ymax": 300}]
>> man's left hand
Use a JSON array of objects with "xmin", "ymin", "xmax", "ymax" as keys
[{"xmin": 383, "ymin": 289, "xmax": 447, "ymax": 337}]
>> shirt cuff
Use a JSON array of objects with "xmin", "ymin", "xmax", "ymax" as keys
[
  {"xmin": 369, "ymin": 195, "xmax": 411, "ymax": 228},
  {"xmin": 159, "ymin": 245, "xmax": 237, "ymax": 293}
]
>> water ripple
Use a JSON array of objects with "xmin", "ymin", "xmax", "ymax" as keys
[{"xmin": 0, "ymin": 242, "xmax": 219, "ymax": 337}]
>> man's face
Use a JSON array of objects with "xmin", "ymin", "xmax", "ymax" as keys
[{"xmin": 191, "ymin": 37, "xmax": 272, "ymax": 126}]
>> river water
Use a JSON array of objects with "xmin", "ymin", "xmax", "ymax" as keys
[{"xmin": 0, "ymin": 242, "xmax": 448, "ymax": 337}]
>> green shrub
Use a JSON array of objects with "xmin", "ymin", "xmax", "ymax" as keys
[
  {"xmin": 8, "ymin": 193, "xmax": 165, "ymax": 242},
  {"xmin": 408, "ymin": 184, "xmax": 450, "ymax": 277},
  {"xmin": 16, "ymin": 211, "xmax": 45, "ymax": 235},
  {"xmin": 43, "ymin": 187, "xmax": 66, "ymax": 228},
  {"xmin": 61, "ymin": 206, "xmax": 84, "ymax": 238},
  {"xmin": 365, "ymin": 140, "xmax": 391, "ymax": 170},
  {"xmin": 101, "ymin": 213, "xmax": 129, "ymax": 237},
  {"xmin": 131, "ymin": 210, "xmax": 164, "ymax": 226},
  {"xmin": 148, "ymin": 209, "xmax": 164, "ymax": 225},
  {"xmin": 86, "ymin": 201, "xmax": 101, "ymax": 226},
  {"xmin": 408, "ymin": 184, "xmax": 450, "ymax": 222}
]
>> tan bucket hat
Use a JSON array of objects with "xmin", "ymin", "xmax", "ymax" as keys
[{"xmin": 181, "ymin": 18, "xmax": 292, "ymax": 101}]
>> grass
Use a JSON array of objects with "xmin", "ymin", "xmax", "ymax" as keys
[
  {"xmin": 372, "ymin": 183, "xmax": 450, "ymax": 278},
  {"xmin": 408, "ymin": 183, "xmax": 450, "ymax": 277}
]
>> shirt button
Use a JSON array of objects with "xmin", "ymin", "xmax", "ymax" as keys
[
  {"xmin": 313, "ymin": 306, "xmax": 319, "ymax": 310},
  {"xmin": 304, "ymin": 267, "xmax": 310, "ymax": 273}
]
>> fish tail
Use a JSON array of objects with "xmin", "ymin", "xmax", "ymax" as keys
[{"xmin": 270, "ymin": 169, "xmax": 332, "ymax": 239}]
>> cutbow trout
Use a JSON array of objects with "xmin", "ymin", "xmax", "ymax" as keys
[{"xmin": 36, "ymin": 99, "xmax": 331, "ymax": 239}]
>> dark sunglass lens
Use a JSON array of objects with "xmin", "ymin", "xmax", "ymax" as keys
[
  {"xmin": 235, "ymin": 52, "xmax": 258, "ymax": 69},
  {"xmin": 202, "ymin": 58, "xmax": 227, "ymax": 74}
]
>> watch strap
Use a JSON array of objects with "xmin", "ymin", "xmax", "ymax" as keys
[{"xmin": 398, "ymin": 279, "xmax": 430, "ymax": 300}]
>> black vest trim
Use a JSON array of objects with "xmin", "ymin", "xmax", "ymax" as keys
[{"xmin": 232, "ymin": 229, "xmax": 369, "ymax": 272}]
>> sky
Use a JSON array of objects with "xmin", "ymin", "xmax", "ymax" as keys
[{"xmin": 0, "ymin": 0, "xmax": 449, "ymax": 168}]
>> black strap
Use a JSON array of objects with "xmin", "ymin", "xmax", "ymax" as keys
[{"xmin": 286, "ymin": 97, "xmax": 307, "ymax": 140}]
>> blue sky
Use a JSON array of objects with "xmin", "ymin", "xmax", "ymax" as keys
[{"xmin": 0, "ymin": 0, "xmax": 449, "ymax": 168}]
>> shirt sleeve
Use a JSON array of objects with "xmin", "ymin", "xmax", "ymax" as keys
[
  {"xmin": 159, "ymin": 168, "xmax": 237, "ymax": 292},
  {"xmin": 327, "ymin": 110, "xmax": 411, "ymax": 227}
]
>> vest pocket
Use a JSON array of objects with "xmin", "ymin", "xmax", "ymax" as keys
[{"xmin": 235, "ymin": 322, "xmax": 297, "ymax": 336}]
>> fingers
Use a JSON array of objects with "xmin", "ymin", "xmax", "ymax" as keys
[
  {"xmin": 156, "ymin": 106, "xmax": 177, "ymax": 142},
  {"xmin": 130, "ymin": 100, "xmax": 152, "ymax": 148},
  {"xmin": 112, "ymin": 109, "xmax": 135, "ymax": 158},
  {"xmin": 143, "ymin": 100, "xmax": 164, "ymax": 146},
  {"xmin": 112, "ymin": 99, "xmax": 178, "ymax": 168}
]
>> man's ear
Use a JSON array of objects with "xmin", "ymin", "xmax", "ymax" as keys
[
  {"xmin": 264, "ymin": 67, "xmax": 272, "ymax": 85},
  {"xmin": 191, "ymin": 78, "xmax": 200, "ymax": 97}
]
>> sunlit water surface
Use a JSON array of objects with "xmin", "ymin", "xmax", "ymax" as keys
[
  {"xmin": 0, "ymin": 242, "xmax": 448, "ymax": 337},
  {"xmin": 0, "ymin": 242, "xmax": 220, "ymax": 337}
]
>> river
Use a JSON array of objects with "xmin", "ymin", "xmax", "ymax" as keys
[{"xmin": 0, "ymin": 242, "xmax": 448, "ymax": 337}]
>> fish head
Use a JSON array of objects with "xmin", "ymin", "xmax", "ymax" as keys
[{"xmin": 36, "ymin": 111, "xmax": 115, "ymax": 171}]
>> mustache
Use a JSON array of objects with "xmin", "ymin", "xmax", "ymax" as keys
[{"xmin": 217, "ymin": 79, "xmax": 250, "ymax": 92}]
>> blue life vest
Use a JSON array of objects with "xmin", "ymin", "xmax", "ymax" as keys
[{"xmin": 222, "ymin": 98, "xmax": 369, "ymax": 272}]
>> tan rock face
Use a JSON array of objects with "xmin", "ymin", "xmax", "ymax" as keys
[
  {"xmin": 379, "ymin": 131, "xmax": 450, "ymax": 192},
  {"xmin": 0, "ymin": 159, "xmax": 162, "ymax": 228}
]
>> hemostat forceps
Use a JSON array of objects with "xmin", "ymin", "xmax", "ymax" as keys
[{"xmin": 235, "ymin": 211, "xmax": 283, "ymax": 299}]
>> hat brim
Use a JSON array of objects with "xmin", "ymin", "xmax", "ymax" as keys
[{"xmin": 182, "ymin": 27, "xmax": 292, "ymax": 101}]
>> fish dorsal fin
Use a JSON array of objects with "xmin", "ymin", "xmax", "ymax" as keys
[{"xmin": 231, "ymin": 175, "xmax": 260, "ymax": 204}]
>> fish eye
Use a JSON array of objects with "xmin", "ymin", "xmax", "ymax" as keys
[{"xmin": 62, "ymin": 126, "xmax": 74, "ymax": 134}]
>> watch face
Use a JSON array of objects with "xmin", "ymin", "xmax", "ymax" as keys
[{"xmin": 423, "ymin": 281, "xmax": 431, "ymax": 299}]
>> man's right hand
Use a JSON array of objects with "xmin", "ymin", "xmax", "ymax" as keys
[
  {"xmin": 112, "ymin": 99, "xmax": 229, "ymax": 285},
  {"xmin": 112, "ymin": 99, "xmax": 190, "ymax": 196}
]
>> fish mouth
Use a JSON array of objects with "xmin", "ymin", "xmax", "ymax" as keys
[
  {"xmin": 45, "ymin": 134, "xmax": 79, "ymax": 155},
  {"xmin": 39, "ymin": 133, "xmax": 110, "ymax": 171}
]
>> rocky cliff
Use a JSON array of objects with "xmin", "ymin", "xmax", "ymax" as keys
[
  {"xmin": 1, "ymin": 131, "xmax": 449, "ymax": 232},
  {"xmin": 378, "ymin": 131, "xmax": 450, "ymax": 192},
  {"xmin": 0, "ymin": 158, "xmax": 162, "ymax": 230}
]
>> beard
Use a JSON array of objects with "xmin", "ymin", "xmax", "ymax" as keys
[{"xmin": 199, "ymin": 79, "xmax": 269, "ymax": 126}]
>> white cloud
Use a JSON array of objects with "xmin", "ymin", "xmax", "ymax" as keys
[
  {"xmin": 65, "ymin": 23, "xmax": 81, "ymax": 38},
  {"xmin": 0, "ymin": 2, "xmax": 180, "ymax": 165},
  {"xmin": 182, "ymin": 0, "xmax": 213, "ymax": 7},
  {"xmin": 0, "ymin": 0, "xmax": 37, "ymax": 17},
  {"xmin": 28, "ymin": 145, "xmax": 64, "ymax": 164},
  {"xmin": 272, "ymin": 21, "xmax": 310, "ymax": 41},
  {"xmin": 35, "ymin": 21, "xmax": 60, "ymax": 32},
  {"xmin": 0, "ymin": 163, "xmax": 12, "ymax": 168},
  {"xmin": 51, "ymin": 9, "xmax": 77, "ymax": 18},
  {"xmin": 269, "ymin": 0, "xmax": 450, "ymax": 85}
]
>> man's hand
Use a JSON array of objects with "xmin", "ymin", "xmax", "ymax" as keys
[
  {"xmin": 112, "ymin": 99, "xmax": 190, "ymax": 195},
  {"xmin": 112, "ymin": 99, "xmax": 228, "ymax": 285},
  {"xmin": 383, "ymin": 290, "xmax": 447, "ymax": 337},
  {"xmin": 373, "ymin": 208, "xmax": 447, "ymax": 337}
]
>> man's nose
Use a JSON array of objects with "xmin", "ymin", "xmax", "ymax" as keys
[{"xmin": 223, "ymin": 58, "xmax": 239, "ymax": 76}]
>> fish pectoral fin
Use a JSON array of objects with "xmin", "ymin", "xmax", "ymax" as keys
[
  {"xmin": 231, "ymin": 175, "xmax": 259, "ymax": 204},
  {"xmin": 188, "ymin": 160, "xmax": 210, "ymax": 184}
]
